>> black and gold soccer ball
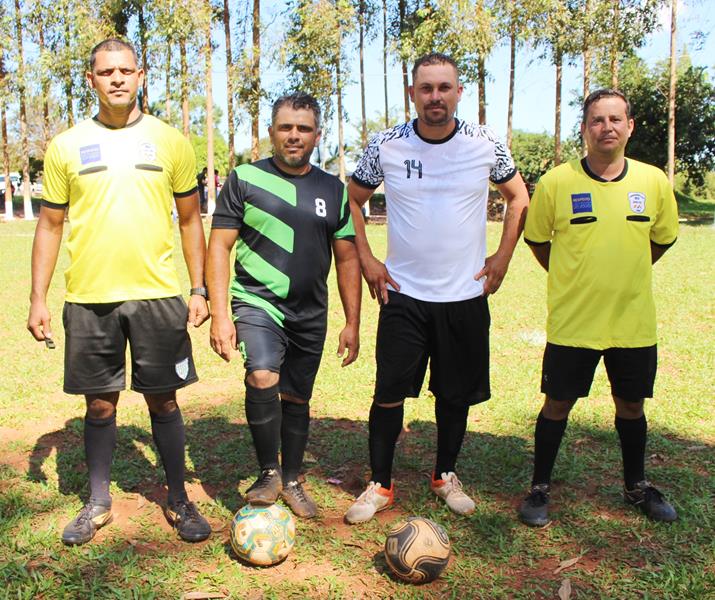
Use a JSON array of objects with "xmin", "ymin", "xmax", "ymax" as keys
[{"xmin": 384, "ymin": 517, "xmax": 451, "ymax": 583}]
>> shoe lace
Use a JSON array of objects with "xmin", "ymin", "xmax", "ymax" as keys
[
  {"xmin": 75, "ymin": 504, "xmax": 94, "ymax": 526},
  {"xmin": 527, "ymin": 486, "xmax": 549, "ymax": 506},
  {"xmin": 358, "ymin": 482, "xmax": 380, "ymax": 504},
  {"xmin": 287, "ymin": 482, "xmax": 308, "ymax": 503},
  {"xmin": 253, "ymin": 469, "xmax": 278, "ymax": 491},
  {"xmin": 174, "ymin": 500, "xmax": 200, "ymax": 523},
  {"xmin": 640, "ymin": 484, "xmax": 664, "ymax": 504}
]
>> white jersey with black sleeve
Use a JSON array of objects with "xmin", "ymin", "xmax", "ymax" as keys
[{"xmin": 351, "ymin": 118, "xmax": 517, "ymax": 302}]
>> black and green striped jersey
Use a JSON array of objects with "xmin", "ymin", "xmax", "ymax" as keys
[{"xmin": 212, "ymin": 158, "xmax": 355, "ymax": 328}]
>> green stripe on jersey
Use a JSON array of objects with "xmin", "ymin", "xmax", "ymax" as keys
[
  {"xmin": 243, "ymin": 204, "xmax": 294, "ymax": 253},
  {"xmin": 334, "ymin": 187, "xmax": 356, "ymax": 238},
  {"xmin": 235, "ymin": 239, "xmax": 290, "ymax": 299},
  {"xmin": 230, "ymin": 280, "xmax": 285, "ymax": 326},
  {"xmin": 235, "ymin": 164, "xmax": 297, "ymax": 206}
]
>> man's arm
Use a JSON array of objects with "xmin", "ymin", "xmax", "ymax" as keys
[
  {"xmin": 206, "ymin": 227, "xmax": 239, "ymax": 362},
  {"xmin": 347, "ymin": 179, "xmax": 400, "ymax": 304},
  {"xmin": 332, "ymin": 238, "xmax": 361, "ymax": 367},
  {"xmin": 27, "ymin": 205, "xmax": 66, "ymax": 341},
  {"xmin": 651, "ymin": 241, "xmax": 672, "ymax": 264},
  {"xmin": 175, "ymin": 192, "xmax": 209, "ymax": 327},
  {"xmin": 474, "ymin": 172, "xmax": 530, "ymax": 295},
  {"xmin": 528, "ymin": 242, "xmax": 551, "ymax": 271}
]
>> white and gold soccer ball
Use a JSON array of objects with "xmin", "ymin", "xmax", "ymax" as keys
[
  {"xmin": 230, "ymin": 504, "xmax": 296, "ymax": 566},
  {"xmin": 384, "ymin": 517, "xmax": 451, "ymax": 583}
]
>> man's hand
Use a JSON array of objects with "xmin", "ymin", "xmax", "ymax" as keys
[
  {"xmin": 337, "ymin": 323, "xmax": 359, "ymax": 367},
  {"xmin": 210, "ymin": 313, "xmax": 236, "ymax": 362},
  {"xmin": 361, "ymin": 254, "xmax": 400, "ymax": 304},
  {"xmin": 187, "ymin": 295, "xmax": 209, "ymax": 327},
  {"xmin": 27, "ymin": 300, "xmax": 52, "ymax": 342},
  {"xmin": 474, "ymin": 251, "xmax": 511, "ymax": 296}
]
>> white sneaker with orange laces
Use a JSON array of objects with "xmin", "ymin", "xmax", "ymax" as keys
[
  {"xmin": 431, "ymin": 472, "xmax": 476, "ymax": 515},
  {"xmin": 344, "ymin": 481, "xmax": 394, "ymax": 524}
]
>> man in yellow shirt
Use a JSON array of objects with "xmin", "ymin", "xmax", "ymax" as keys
[
  {"xmin": 519, "ymin": 89, "xmax": 679, "ymax": 526},
  {"xmin": 27, "ymin": 38, "xmax": 211, "ymax": 545}
]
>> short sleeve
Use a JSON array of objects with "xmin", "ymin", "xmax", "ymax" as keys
[
  {"xmin": 42, "ymin": 138, "xmax": 69, "ymax": 207},
  {"xmin": 650, "ymin": 172, "xmax": 678, "ymax": 247},
  {"xmin": 171, "ymin": 134, "xmax": 198, "ymax": 195},
  {"xmin": 334, "ymin": 185, "xmax": 355, "ymax": 241},
  {"xmin": 351, "ymin": 133, "xmax": 384, "ymax": 189},
  {"xmin": 211, "ymin": 169, "xmax": 245, "ymax": 229},
  {"xmin": 489, "ymin": 135, "xmax": 517, "ymax": 185},
  {"xmin": 524, "ymin": 176, "xmax": 555, "ymax": 245}
]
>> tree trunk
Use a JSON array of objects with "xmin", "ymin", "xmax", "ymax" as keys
[
  {"xmin": 205, "ymin": 5, "xmax": 216, "ymax": 214},
  {"xmin": 554, "ymin": 51, "xmax": 562, "ymax": 166},
  {"xmin": 383, "ymin": 0, "xmax": 389, "ymax": 129},
  {"xmin": 399, "ymin": 0, "xmax": 410, "ymax": 122},
  {"xmin": 14, "ymin": 0, "xmax": 33, "ymax": 219},
  {"xmin": 359, "ymin": 0, "xmax": 367, "ymax": 149},
  {"xmin": 477, "ymin": 55, "xmax": 486, "ymax": 125},
  {"xmin": 337, "ymin": 53, "xmax": 346, "ymax": 182},
  {"xmin": 64, "ymin": 10, "xmax": 74, "ymax": 127},
  {"xmin": 667, "ymin": 0, "xmax": 677, "ymax": 184},
  {"xmin": 165, "ymin": 42, "xmax": 172, "ymax": 122},
  {"xmin": 224, "ymin": 0, "xmax": 235, "ymax": 169},
  {"xmin": 250, "ymin": 0, "xmax": 260, "ymax": 162},
  {"xmin": 506, "ymin": 27, "xmax": 515, "ymax": 149},
  {"xmin": 38, "ymin": 20, "xmax": 50, "ymax": 152},
  {"xmin": 2, "ymin": 101, "xmax": 12, "ymax": 220},
  {"xmin": 180, "ymin": 38, "xmax": 190, "ymax": 138},
  {"xmin": 138, "ymin": 2, "xmax": 149, "ymax": 112},
  {"xmin": 582, "ymin": 0, "xmax": 592, "ymax": 156},
  {"xmin": 610, "ymin": 0, "xmax": 619, "ymax": 88}
]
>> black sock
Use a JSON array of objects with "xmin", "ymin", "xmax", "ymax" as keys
[
  {"xmin": 150, "ymin": 408, "xmax": 188, "ymax": 506},
  {"xmin": 245, "ymin": 383, "xmax": 281, "ymax": 471},
  {"xmin": 84, "ymin": 413, "xmax": 116, "ymax": 507},
  {"xmin": 280, "ymin": 400, "xmax": 310, "ymax": 483},
  {"xmin": 434, "ymin": 402, "xmax": 470, "ymax": 478},
  {"xmin": 615, "ymin": 414, "xmax": 647, "ymax": 489},
  {"xmin": 532, "ymin": 411, "xmax": 568, "ymax": 486},
  {"xmin": 369, "ymin": 402, "xmax": 404, "ymax": 488}
]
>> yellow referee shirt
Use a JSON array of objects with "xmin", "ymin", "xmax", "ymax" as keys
[
  {"xmin": 524, "ymin": 158, "xmax": 678, "ymax": 349},
  {"xmin": 43, "ymin": 114, "xmax": 197, "ymax": 303}
]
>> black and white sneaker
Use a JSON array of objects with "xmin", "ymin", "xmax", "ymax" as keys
[
  {"xmin": 62, "ymin": 501, "xmax": 113, "ymax": 545},
  {"xmin": 518, "ymin": 484, "xmax": 551, "ymax": 527},
  {"xmin": 281, "ymin": 481, "xmax": 318, "ymax": 518},
  {"xmin": 165, "ymin": 499, "xmax": 212, "ymax": 542},
  {"xmin": 244, "ymin": 468, "xmax": 283, "ymax": 505},
  {"xmin": 624, "ymin": 480, "xmax": 678, "ymax": 522}
]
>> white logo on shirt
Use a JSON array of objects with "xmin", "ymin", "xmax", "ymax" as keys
[{"xmin": 628, "ymin": 192, "xmax": 646, "ymax": 214}]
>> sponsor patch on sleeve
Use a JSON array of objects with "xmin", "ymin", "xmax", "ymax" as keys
[
  {"xmin": 571, "ymin": 192, "xmax": 593, "ymax": 214},
  {"xmin": 628, "ymin": 192, "xmax": 646, "ymax": 213},
  {"xmin": 79, "ymin": 144, "xmax": 101, "ymax": 165}
]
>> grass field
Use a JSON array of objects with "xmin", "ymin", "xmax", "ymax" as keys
[{"xmin": 0, "ymin": 218, "xmax": 713, "ymax": 599}]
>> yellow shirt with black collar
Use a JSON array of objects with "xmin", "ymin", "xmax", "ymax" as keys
[
  {"xmin": 42, "ymin": 114, "xmax": 197, "ymax": 303},
  {"xmin": 524, "ymin": 157, "xmax": 678, "ymax": 350}
]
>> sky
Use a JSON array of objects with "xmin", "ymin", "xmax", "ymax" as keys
[{"xmin": 194, "ymin": 1, "xmax": 713, "ymax": 162}]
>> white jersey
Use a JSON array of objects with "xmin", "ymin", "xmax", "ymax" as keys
[{"xmin": 352, "ymin": 119, "xmax": 517, "ymax": 302}]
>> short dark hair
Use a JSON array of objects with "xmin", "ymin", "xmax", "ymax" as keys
[
  {"xmin": 90, "ymin": 38, "xmax": 139, "ymax": 71},
  {"xmin": 411, "ymin": 53, "xmax": 459, "ymax": 81},
  {"xmin": 271, "ymin": 92, "xmax": 322, "ymax": 129},
  {"xmin": 582, "ymin": 89, "xmax": 631, "ymax": 122}
]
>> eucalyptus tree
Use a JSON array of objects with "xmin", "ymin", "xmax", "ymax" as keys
[
  {"xmin": 13, "ymin": 0, "xmax": 33, "ymax": 218},
  {"xmin": 1, "ymin": 1, "xmax": 12, "ymax": 220},
  {"xmin": 355, "ymin": 0, "xmax": 379, "ymax": 149}
]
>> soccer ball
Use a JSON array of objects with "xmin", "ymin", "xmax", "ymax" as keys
[
  {"xmin": 229, "ymin": 504, "xmax": 296, "ymax": 566},
  {"xmin": 384, "ymin": 517, "xmax": 451, "ymax": 583}
]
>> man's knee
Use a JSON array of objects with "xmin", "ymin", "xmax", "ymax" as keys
[
  {"xmin": 614, "ymin": 396, "xmax": 644, "ymax": 419},
  {"xmin": 85, "ymin": 392, "xmax": 119, "ymax": 419},
  {"xmin": 246, "ymin": 369, "xmax": 280, "ymax": 389},
  {"xmin": 541, "ymin": 396, "xmax": 576, "ymax": 420},
  {"xmin": 144, "ymin": 392, "xmax": 178, "ymax": 416}
]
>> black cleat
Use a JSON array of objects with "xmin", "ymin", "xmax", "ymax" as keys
[
  {"xmin": 244, "ymin": 468, "xmax": 283, "ymax": 505},
  {"xmin": 62, "ymin": 501, "xmax": 113, "ymax": 545},
  {"xmin": 281, "ymin": 481, "xmax": 318, "ymax": 518},
  {"xmin": 624, "ymin": 481, "xmax": 678, "ymax": 523},
  {"xmin": 518, "ymin": 484, "xmax": 551, "ymax": 527},
  {"xmin": 165, "ymin": 499, "xmax": 212, "ymax": 542}
]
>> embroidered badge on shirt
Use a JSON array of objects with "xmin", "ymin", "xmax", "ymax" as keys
[
  {"xmin": 138, "ymin": 142, "xmax": 157, "ymax": 162},
  {"xmin": 571, "ymin": 193, "xmax": 593, "ymax": 214},
  {"xmin": 175, "ymin": 358, "xmax": 189, "ymax": 380},
  {"xmin": 628, "ymin": 192, "xmax": 646, "ymax": 213},
  {"xmin": 79, "ymin": 144, "xmax": 101, "ymax": 165}
]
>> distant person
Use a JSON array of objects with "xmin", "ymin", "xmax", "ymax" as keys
[
  {"xmin": 27, "ymin": 38, "xmax": 211, "ymax": 545},
  {"xmin": 518, "ymin": 89, "xmax": 679, "ymax": 527},
  {"xmin": 197, "ymin": 167, "xmax": 208, "ymax": 213},
  {"xmin": 344, "ymin": 53, "xmax": 529, "ymax": 524},
  {"xmin": 206, "ymin": 92, "xmax": 361, "ymax": 518}
]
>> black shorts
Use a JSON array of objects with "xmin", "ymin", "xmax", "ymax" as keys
[
  {"xmin": 374, "ymin": 291, "xmax": 490, "ymax": 406},
  {"xmin": 541, "ymin": 343, "xmax": 657, "ymax": 402},
  {"xmin": 63, "ymin": 297, "xmax": 197, "ymax": 395},
  {"xmin": 233, "ymin": 303, "xmax": 326, "ymax": 402}
]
